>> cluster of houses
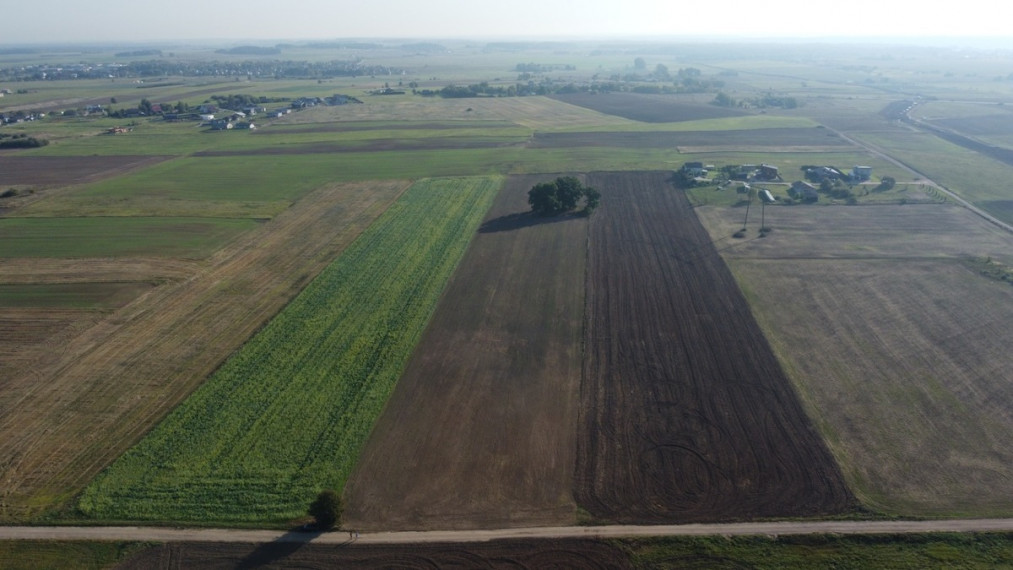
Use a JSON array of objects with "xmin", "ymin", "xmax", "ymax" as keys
[
  {"xmin": 682, "ymin": 162, "xmax": 783, "ymax": 182},
  {"xmin": 681, "ymin": 161, "xmax": 874, "ymax": 203},
  {"xmin": 0, "ymin": 111, "xmax": 43, "ymax": 125}
]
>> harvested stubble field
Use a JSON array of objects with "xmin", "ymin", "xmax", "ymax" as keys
[
  {"xmin": 79, "ymin": 177, "xmax": 499, "ymax": 523},
  {"xmin": 344, "ymin": 175, "xmax": 587, "ymax": 531},
  {"xmin": 577, "ymin": 171, "xmax": 855, "ymax": 523},
  {"xmin": 277, "ymin": 96, "xmax": 639, "ymax": 131},
  {"xmin": 0, "ymin": 180, "xmax": 407, "ymax": 519},
  {"xmin": 695, "ymin": 203, "xmax": 1013, "ymax": 517}
]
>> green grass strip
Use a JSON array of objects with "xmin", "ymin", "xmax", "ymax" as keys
[
  {"xmin": 0, "ymin": 217, "xmax": 257, "ymax": 258},
  {"xmin": 77, "ymin": 176, "xmax": 501, "ymax": 524},
  {"xmin": 624, "ymin": 532, "xmax": 1013, "ymax": 569}
]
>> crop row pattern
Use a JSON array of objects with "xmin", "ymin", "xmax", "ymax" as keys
[{"xmin": 78, "ymin": 176, "xmax": 501, "ymax": 523}]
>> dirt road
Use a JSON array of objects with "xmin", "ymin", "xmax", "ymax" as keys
[{"xmin": 2, "ymin": 519, "xmax": 1013, "ymax": 545}]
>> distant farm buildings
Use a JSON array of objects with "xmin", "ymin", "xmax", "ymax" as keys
[
  {"xmin": 682, "ymin": 161, "xmax": 707, "ymax": 176},
  {"xmin": 756, "ymin": 164, "xmax": 780, "ymax": 181},
  {"xmin": 852, "ymin": 165, "xmax": 873, "ymax": 181},
  {"xmin": 804, "ymin": 165, "xmax": 872, "ymax": 183},
  {"xmin": 789, "ymin": 181, "xmax": 819, "ymax": 202}
]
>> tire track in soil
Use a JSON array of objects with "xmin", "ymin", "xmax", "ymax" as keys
[{"xmin": 576, "ymin": 171, "xmax": 855, "ymax": 523}]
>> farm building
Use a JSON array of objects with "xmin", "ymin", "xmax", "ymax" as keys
[
  {"xmin": 852, "ymin": 165, "xmax": 872, "ymax": 181},
  {"xmin": 789, "ymin": 181, "xmax": 819, "ymax": 202},
  {"xmin": 682, "ymin": 161, "xmax": 706, "ymax": 176},
  {"xmin": 731, "ymin": 165, "xmax": 757, "ymax": 180},
  {"xmin": 209, "ymin": 119, "xmax": 233, "ymax": 131},
  {"xmin": 805, "ymin": 166, "xmax": 846, "ymax": 182},
  {"xmin": 759, "ymin": 188, "xmax": 776, "ymax": 203},
  {"xmin": 756, "ymin": 164, "xmax": 780, "ymax": 181}
]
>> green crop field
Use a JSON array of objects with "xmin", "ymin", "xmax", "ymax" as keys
[
  {"xmin": 0, "ymin": 282, "xmax": 153, "ymax": 309},
  {"xmin": 77, "ymin": 176, "xmax": 499, "ymax": 524},
  {"xmin": 0, "ymin": 217, "xmax": 257, "ymax": 258}
]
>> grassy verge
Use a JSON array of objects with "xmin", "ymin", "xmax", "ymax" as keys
[
  {"xmin": 622, "ymin": 532, "xmax": 1013, "ymax": 569},
  {"xmin": 76, "ymin": 176, "xmax": 500, "ymax": 525},
  {"xmin": 0, "ymin": 541, "xmax": 149, "ymax": 570}
]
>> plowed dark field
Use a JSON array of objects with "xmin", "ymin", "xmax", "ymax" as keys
[
  {"xmin": 344, "ymin": 175, "xmax": 587, "ymax": 530},
  {"xmin": 550, "ymin": 92, "xmax": 749, "ymax": 123},
  {"xmin": 116, "ymin": 539, "xmax": 629, "ymax": 569},
  {"xmin": 0, "ymin": 155, "xmax": 171, "ymax": 185},
  {"xmin": 576, "ymin": 171, "xmax": 855, "ymax": 523}
]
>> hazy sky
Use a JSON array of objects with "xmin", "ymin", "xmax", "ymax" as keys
[{"xmin": 3, "ymin": 0, "xmax": 1008, "ymax": 44}]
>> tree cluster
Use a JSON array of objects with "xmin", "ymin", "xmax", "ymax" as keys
[
  {"xmin": 0, "ymin": 133, "xmax": 48, "ymax": 148},
  {"xmin": 527, "ymin": 176, "xmax": 600, "ymax": 216},
  {"xmin": 308, "ymin": 489, "xmax": 343, "ymax": 530},
  {"xmin": 209, "ymin": 93, "xmax": 289, "ymax": 109}
]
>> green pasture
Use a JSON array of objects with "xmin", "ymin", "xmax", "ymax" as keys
[
  {"xmin": 0, "ymin": 540, "xmax": 146, "ymax": 570},
  {"xmin": 19, "ymin": 138, "xmax": 894, "ymax": 219},
  {"xmin": 0, "ymin": 217, "xmax": 256, "ymax": 258},
  {"xmin": 625, "ymin": 532, "xmax": 1013, "ymax": 569},
  {"xmin": 856, "ymin": 130, "xmax": 1013, "ymax": 223},
  {"xmin": 77, "ymin": 176, "xmax": 500, "ymax": 524},
  {"xmin": 0, "ymin": 283, "xmax": 153, "ymax": 309},
  {"xmin": 16, "ymin": 148, "xmax": 664, "ymax": 219}
]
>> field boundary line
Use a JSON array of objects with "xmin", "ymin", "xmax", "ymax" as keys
[{"xmin": 2, "ymin": 519, "xmax": 1013, "ymax": 544}]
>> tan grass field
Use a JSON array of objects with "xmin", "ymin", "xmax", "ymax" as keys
[
  {"xmin": 275, "ymin": 96, "xmax": 636, "ymax": 130},
  {"xmin": 695, "ymin": 202, "xmax": 1013, "ymax": 516},
  {"xmin": 0, "ymin": 180, "xmax": 408, "ymax": 520}
]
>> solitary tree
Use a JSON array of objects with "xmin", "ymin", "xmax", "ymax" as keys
[
  {"xmin": 308, "ymin": 489, "xmax": 343, "ymax": 530},
  {"xmin": 528, "ymin": 176, "xmax": 599, "ymax": 216}
]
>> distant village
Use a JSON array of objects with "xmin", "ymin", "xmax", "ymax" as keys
[
  {"xmin": 0, "ymin": 91, "xmax": 362, "ymax": 131},
  {"xmin": 112, "ymin": 94, "xmax": 362, "ymax": 132}
]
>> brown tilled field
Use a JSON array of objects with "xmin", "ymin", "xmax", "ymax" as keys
[
  {"xmin": 344, "ymin": 175, "xmax": 587, "ymax": 531},
  {"xmin": 550, "ymin": 92, "xmax": 749, "ymax": 123},
  {"xmin": 348, "ymin": 171, "xmax": 854, "ymax": 531},
  {"xmin": 0, "ymin": 181, "xmax": 408, "ymax": 519},
  {"xmin": 576, "ymin": 171, "xmax": 855, "ymax": 523},
  {"xmin": 0, "ymin": 156, "xmax": 171, "ymax": 186},
  {"xmin": 116, "ymin": 539, "xmax": 630, "ymax": 569}
]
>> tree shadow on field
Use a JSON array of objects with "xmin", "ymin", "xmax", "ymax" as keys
[
  {"xmin": 235, "ymin": 529, "xmax": 351, "ymax": 569},
  {"xmin": 479, "ymin": 211, "xmax": 583, "ymax": 233}
]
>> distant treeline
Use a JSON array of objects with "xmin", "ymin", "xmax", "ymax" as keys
[
  {"xmin": 0, "ymin": 59, "xmax": 404, "ymax": 81},
  {"xmin": 417, "ymin": 77, "xmax": 731, "ymax": 99},
  {"xmin": 115, "ymin": 49, "xmax": 162, "ymax": 57},
  {"xmin": 208, "ymin": 94, "xmax": 290, "ymax": 108},
  {"xmin": 515, "ymin": 63, "xmax": 576, "ymax": 72},
  {"xmin": 216, "ymin": 46, "xmax": 282, "ymax": 56}
]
